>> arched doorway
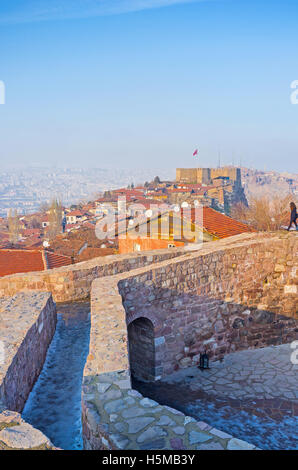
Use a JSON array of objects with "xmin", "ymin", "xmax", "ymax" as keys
[{"xmin": 128, "ymin": 317, "xmax": 155, "ymax": 382}]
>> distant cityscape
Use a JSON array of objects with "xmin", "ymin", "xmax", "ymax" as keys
[
  {"xmin": 0, "ymin": 166, "xmax": 297, "ymax": 219},
  {"xmin": 0, "ymin": 167, "xmax": 175, "ymax": 218}
]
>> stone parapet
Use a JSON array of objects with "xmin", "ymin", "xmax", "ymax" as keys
[
  {"xmin": 0, "ymin": 291, "xmax": 56, "ymax": 412},
  {"xmin": 83, "ymin": 233, "xmax": 297, "ymax": 450},
  {"xmin": 0, "ymin": 410, "xmax": 57, "ymax": 450},
  {"xmin": 81, "ymin": 370, "xmax": 257, "ymax": 450},
  {"xmin": 87, "ymin": 231, "xmax": 297, "ymax": 382},
  {"xmin": 0, "ymin": 248, "xmax": 186, "ymax": 303}
]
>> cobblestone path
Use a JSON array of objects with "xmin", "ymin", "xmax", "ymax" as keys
[{"xmin": 134, "ymin": 343, "xmax": 298, "ymax": 450}]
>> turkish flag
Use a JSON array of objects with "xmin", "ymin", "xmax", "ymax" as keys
[{"xmin": 193, "ymin": 149, "xmax": 198, "ymax": 156}]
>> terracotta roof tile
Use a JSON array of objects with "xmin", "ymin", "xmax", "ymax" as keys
[
  {"xmin": 183, "ymin": 207, "xmax": 255, "ymax": 239},
  {"xmin": 0, "ymin": 248, "xmax": 73, "ymax": 277},
  {"xmin": 66, "ymin": 210, "xmax": 85, "ymax": 217},
  {"xmin": 0, "ymin": 249, "xmax": 46, "ymax": 277},
  {"xmin": 45, "ymin": 252, "xmax": 73, "ymax": 269}
]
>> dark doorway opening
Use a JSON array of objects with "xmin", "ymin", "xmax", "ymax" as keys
[{"xmin": 128, "ymin": 317, "xmax": 155, "ymax": 382}]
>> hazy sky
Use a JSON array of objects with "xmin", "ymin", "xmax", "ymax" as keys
[{"xmin": 0, "ymin": 0, "xmax": 297, "ymax": 172}]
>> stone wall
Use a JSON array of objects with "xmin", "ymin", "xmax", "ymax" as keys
[
  {"xmin": 0, "ymin": 410, "xmax": 56, "ymax": 450},
  {"xmin": 82, "ymin": 236, "xmax": 280, "ymax": 450},
  {"xmin": 0, "ymin": 292, "xmax": 56, "ymax": 412},
  {"xmin": 82, "ymin": 370, "xmax": 256, "ymax": 451},
  {"xmin": 86, "ymin": 231, "xmax": 297, "ymax": 382},
  {"xmin": 0, "ymin": 248, "xmax": 185, "ymax": 303},
  {"xmin": 176, "ymin": 167, "xmax": 241, "ymax": 186}
]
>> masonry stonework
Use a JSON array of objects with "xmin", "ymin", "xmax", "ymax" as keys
[
  {"xmin": 82, "ymin": 232, "xmax": 297, "ymax": 450},
  {"xmin": 0, "ymin": 231, "xmax": 296, "ymax": 450},
  {"xmin": 0, "ymin": 249, "xmax": 185, "ymax": 303},
  {"xmin": 128, "ymin": 318, "xmax": 155, "ymax": 382},
  {"xmin": 86, "ymin": 231, "xmax": 297, "ymax": 381},
  {"xmin": 0, "ymin": 292, "xmax": 57, "ymax": 413}
]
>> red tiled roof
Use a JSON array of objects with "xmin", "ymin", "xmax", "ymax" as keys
[
  {"xmin": 95, "ymin": 197, "xmax": 119, "ymax": 203},
  {"xmin": 22, "ymin": 228, "xmax": 41, "ymax": 237},
  {"xmin": 113, "ymin": 188, "xmax": 144, "ymax": 194},
  {"xmin": 66, "ymin": 210, "xmax": 85, "ymax": 217},
  {"xmin": 0, "ymin": 231, "xmax": 9, "ymax": 241},
  {"xmin": 183, "ymin": 207, "xmax": 254, "ymax": 239},
  {"xmin": 65, "ymin": 223, "xmax": 79, "ymax": 230},
  {"xmin": 128, "ymin": 199, "xmax": 167, "ymax": 209},
  {"xmin": 0, "ymin": 249, "xmax": 46, "ymax": 277},
  {"xmin": 82, "ymin": 221, "xmax": 96, "ymax": 229},
  {"xmin": 45, "ymin": 252, "xmax": 73, "ymax": 269},
  {"xmin": 0, "ymin": 249, "xmax": 73, "ymax": 277}
]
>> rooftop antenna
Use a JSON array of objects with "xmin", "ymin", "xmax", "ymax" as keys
[{"xmin": 218, "ymin": 150, "xmax": 221, "ymax": 168}]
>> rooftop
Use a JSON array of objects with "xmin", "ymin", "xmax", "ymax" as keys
[
  {"xmin": 184, "ymin": 206, "xmax": 255, "ymax": 239},
  {"xmin": 0, "ymin": 249, "xmax": 73, "ymax": 277}
]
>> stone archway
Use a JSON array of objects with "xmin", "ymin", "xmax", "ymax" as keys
[{"xmin": 128, "ymin": 317, "xmax": 155, "ymax": 382}]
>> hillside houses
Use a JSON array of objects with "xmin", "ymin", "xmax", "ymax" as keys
[{"xmin": 0, "ymin": 168, "xmax": 257, "ymax": 269}]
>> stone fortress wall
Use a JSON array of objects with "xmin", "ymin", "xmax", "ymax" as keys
[
  {"xmin": 0, "ymin": 247, "xmax": 186, "ymax": 449},
  {"xmin": 0, "ymin": 292, "xmax": 57, "ymax": 450},
  {"xmin": 0, "ymin": 292, "xmax": 56, "ymax": 413},
  {"xmin": 81, "ymin": 370, "xmax": 256, "ymax": 451},
  {"xmin": 176, "ymin": 167, "xmax": 241, "ymax": 186},
  {"xmin": 175, "ymin": 167, "xmax": 246, "ymax": 209},
  {"xmin": 0, "ymin": 248, "xmax": 186, "ymax": 303},
  {"xmin": 82, "ymin": 231, "xmax": 297, "ymax": 449},
  {"xmin": 0, "ymin": 231, "xmax": 296, "ymax": 449}
]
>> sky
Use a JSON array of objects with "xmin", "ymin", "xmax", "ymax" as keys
[{"xmin": 0, "ymin": 0, "xmax": 297, "ymax": 173}]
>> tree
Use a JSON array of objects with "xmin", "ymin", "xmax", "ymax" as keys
[
  {"xmin": 48, "ymin": 199, "xmax": 63, "ymax": 239},
  {"xmin": 8, "ymin": 209, "xmax": 20, "ymax": 245},
  {"xmin": 154, "ymin": 176, "xmax": 161, "ymax": 185},
  {"xmin": 231, "ymin": 194, "xmax": 293, "ymax": 231}
]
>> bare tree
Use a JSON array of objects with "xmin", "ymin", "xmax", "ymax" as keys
[
  {"xmin": 8, "ymin": 209, "xmax": 20, "ymax": 245},
  {"xmin": 48, "ymin": 199, "xmax": 63, "ymax": 239}
]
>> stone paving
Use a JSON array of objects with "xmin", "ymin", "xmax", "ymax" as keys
[
  {"xmin": 82, "ymin": 370, "xmax": 258, "ymax": 450},
  {"xmin": 134, "ymin": 343, "xmax": 298, "ymax": 449},
  {"xmin": 0, "ymin": 410, "xmax": 56, "ymax": 450},
  {"xmin": 160, "ymin": 343, "xmax": 298, "ymax": 402}
]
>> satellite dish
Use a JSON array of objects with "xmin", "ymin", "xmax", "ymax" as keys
[{"xmin": 43, "ymin": 240, "xmax": 50, "ymax": 248}]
